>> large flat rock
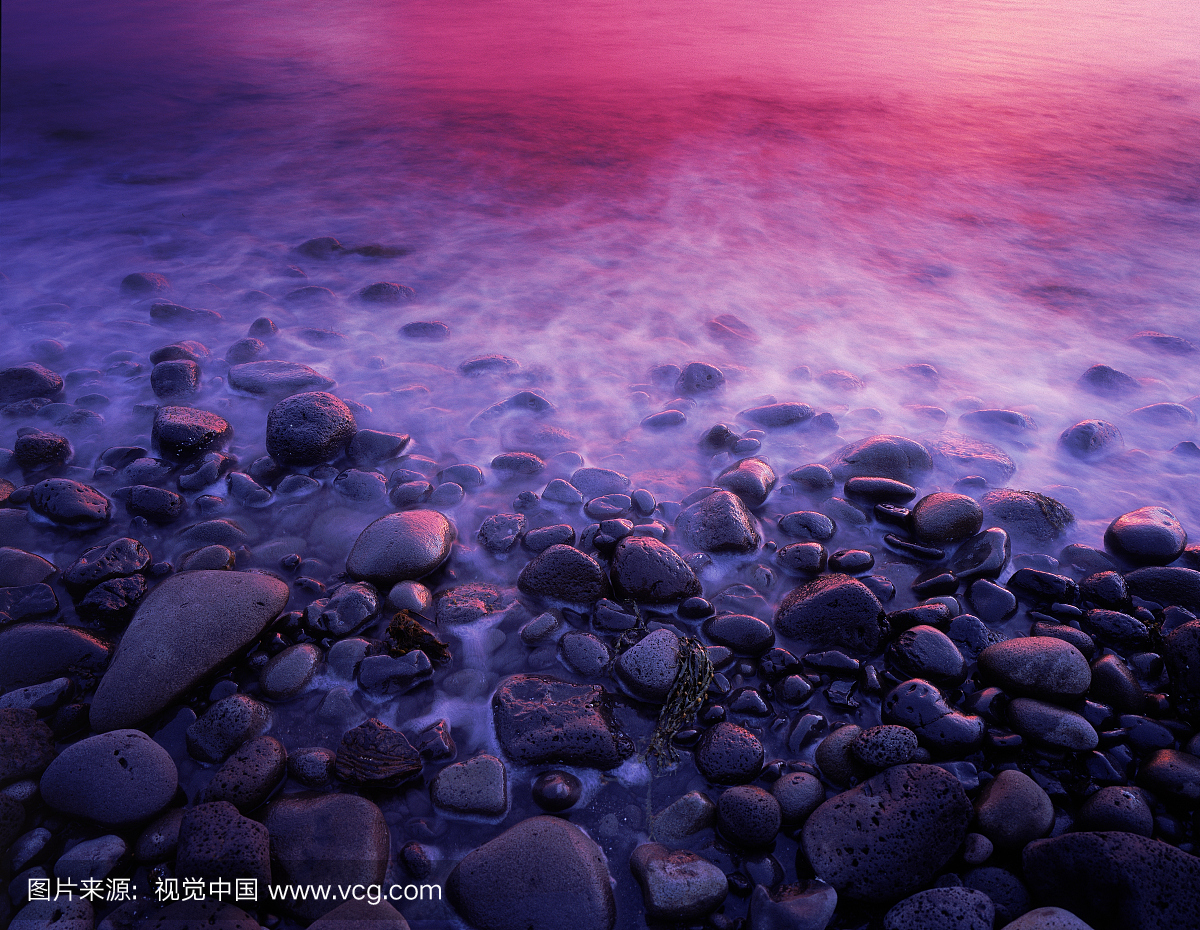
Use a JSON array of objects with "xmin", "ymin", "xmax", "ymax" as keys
[{"xmin": 90, "ymin": 571, "xmax": 289, "ymax": 732}]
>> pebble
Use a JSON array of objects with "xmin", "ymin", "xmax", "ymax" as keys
[
  {"xmin": 346, "ymin": 510, "xmax": 455, "ymax": 584},
  {"xmin": 0, "ymin": 547, "xmax": 56, "ymax": 586},
  {"xmin": 64, "ymin": 537, "xmax": 151, "ymax": 595},
  {"xmin": 974, "ymin": 768, "xmax": 1053, "ymax": 849},
  {"xmin": 0, "ymin": 708, "xmax": 56, "ymax": 783},
  {"xmin": 199, "ymin": 735, "xmax": 287, "ymax": 810},
  {"xmin": 716, "ymin": 457, "xmax": 777, "ymax": 507},
  {"xmin": 287, "ymin": 747, "xmax": 337, "ymax": 788},
  {"xmin": 1105, "ymin": 506, "xmax": 1187, "ymax": 566},
  {"xmin": 802, "ymin": 764, "xmax": 972, "ymax": 903},
  {"xmin": 89, "ymin": 571, "xmax": 289, "ymax": 732},
  {"xmin": 151, "ymin": 405, "xmax": 232, "ymax": 462},
  {"xmin": 28, "ymin": 477, "xmax": 110, "ymax": 526},
  {"xmin": 981, "ymin": 489, "xmax": 1074, "ymax": 542},
  {"xmin": 927, "ymin": 433, "xmax": 1015, "ymax": 484},
  {"xmin": 0, "ymin": 363, "xmax": 64, "ymax": 403},
  {"xmin": 13, "ymin": 428, "xmax": 72, "ymax": 470},
  {"xmin": 771, "ymin": 772, "xmax": 824, "ymax": 825},
  {"xmin": 1059, "ymin": 419, "xmax": 1123, "ymax": 459},
  {"xmin": 401, "ymin": 320, "xmax": 450, "ymax": 339},
  {"xmin": 448, "ymin": 816, "xmax": 616, "ymax": 930},
  {"xmin": 718, "ymin": 785, "xmax": 782, "ymax": 846},
  {"xmin": 653, "ymin": 790, "xmax": 716, "ymax": 839},
  {"xmin": 610, "ymin": 536, "xmax": 700, "ymax": 603},
  {"xmin": 704, "ymin": 613, "xmax": 775, "ymax": 655},
  {"xmin": 828, "ymin": 434, "xmax": 934, "ymax": 483},
  {"xmin": 1023, "ymin": 831, "xmax": 1200, "ymax": 930},
  {"xmin": 674, "ymin": 361, "xmax": 725, "ymax": 394},
  {"xmin": 1080, "ymin": 609, "xmax": 1149, "ymax": 652},
  {"xmin": 776, "ymin": 541, "xmax": 828, "ymax": 574},
  {"xmin": 1136, "ymin": 748, "xmax": 1200, "ymax": 807},
  {"xmin": 460, "ymin": 354, "xmax": 520, "ymax": 376},
  {"xmin": 175, "ymin": 801, "xmax": 271, "ymax": 890},
  {"xmin": 436, "ymin": 582, "xmax": 505, "ymax": 624},
  {"xmin": 887, "ymin": 625, "xmax": 967, "ymax": 685},
  {"xmin": 676, "ymin": 490, "xmax": 762, "ymax": 553},
  {"xmin": 479, "ymin": 512, "xmax": 526, "ymax": 552},
  {"xmin": 493, "ymin": 675, "xmax": 630, "ymax": 768},
  {"xmin": 774, "ymin": 574, "xmax": 886, "ymax": 652},
  {"xmin": 1079, "ymin": 363, "xmax": 1140, "ymax": 397},
  {"xmin": 1077, "ymin": 786, "xmax": 1154, "ymax": 835},
  {"xmin": 778, "ymin": 511, "xmax": 836, "ymax": 541},
  {"xmin": 40, "ymin": 729, "xmax": 177, "ymax": 824},
  {"xmin": 978, "ymin": 636, "xmax": 1091, "ymax": 701},
  {"xmin": 135, "ymin": 808, "xmax": 184, "ymax": 863},
  {"xmin": 1007, "ymin": 698, "xmax": 1098, "ymax": 751},
  {"xmin": 694, "ymin": 721, "xmax": 764, "ymax": 784},
  {"xmin": 884, "ymin": 888, "xmax": 994, "ymax": 930},
  {"xmin": 0, "ymin": 623, "xmax": 110, "ymax": 692},
  {"xmin": 1130, "ymin": 402, "xmax": 1197, "ymax": 425},
  {"xmin": 432, "ymin": 753, "xmax": 508, "ymax": 816},
  {"xmin": 967, "ymin": 578, "xmax": 1017, "ymax": 622},
  {"xmin": 910, "ymin": 492, "xmax": 983, "ymax": 544},
  {"xmin": 516, "ymin": 544, "xmax": 607, "ymax": 604},
  {"xmin": 1125, "ymin": 566, "xmax": 1200, "ymax": 611},
  {"xmin": 532, "ymin": 770, "xmax": 582, "ymax": 812},
  {"xmin": 266, "ymin": 391, "xmax": 356, "ymax": 465},
  {"xmin": 950, "ymin": 527, "xmax": 1011, "ymax": 581},
  {"xmin": 630, "ymin": 844, "xmax": 728, "ymax": 921},
  {"xmin": 560, "ymin": 631, "xmax": 611, "ymax": 677},
  {"xmin": 150, "ymin": 359, "xmax": 200, "ymax": 398},
  {"xmin": 335, "ymin": 718, "xmax": 422, "ymax": 787},
  {"xmin": 265, "ymin": 794, "xmax": 390, "ymax": 920},
  {"xmin": 260, "ymin": 643, "xmax": 321, "ymax": 699},
  {"xmin": 747, "ymin": 881, "xmax": 838, "ymax": 930},
  {"xmin": 882, "ymin": 679, "xmax": 985, "ymax": 752},
  {"xmin": 113, "ymin": 484, "xmax": 185, "ymax": 522},
  {"xmin": 850, "ymin": 724, "xmax": 919, "ymax": 768},
  {"xmin": 845, "ymin": 476, "xmax": 916, "ymax": 503},
  {"xmin": 615, "ymin": 628, "xmax": 680, "ymax": 701}
]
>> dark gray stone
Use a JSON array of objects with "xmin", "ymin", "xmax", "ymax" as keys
[
  {"xmin": 0, "ymin": 548, "xmax": 56, "ymax": 587},
  {"xmin": 927, "ymin": 432, "xmax": 1018, "ymax": 484},
  {"xmin": 974, "ymin": 769, "xmax": 1053, "ymax": 849},
  {"xmin": 517, "ymin": 544, "xmax": 607, "ymax": 604},
  {"xmin": 630, "ymin": 843, "xmax": 728, "ymax": 921},
  {"xmin": 978, "ymin": 637, "xmax": 1091, "ymax": 701},
  {"xmin": 850, "ymin": 724, "xmax": 919, "ymax": 769},
  {"xmin": 774, "ymin": 574, "xmax": 886, "ymax": 652},
  {"xmin": 1077, "ymin": 787, "xmax": 1154, "ymax": 836},
  {"xmin": 675, "ymin": 362, "xmax": 725, "ymax": 395},
  {"xmin": 176, "ymin": 800, "xmax": 271, "ymax": 887},
  {"xmin": 610, "ymin": 536, "xmax": 700, "ymax": 604},
  {"xmin": 28, "ymin": 478, "xmax": 110, "ymax": 526},
  {"xmin": 493, "ymin": 675, "xmax": 630, "ymax": 769},
  {"xmin": 1008, "ymin": 698, "xmax": 1098, "ymax": 751},
  {"xmin": 40, "ymin": 729, "xmax": 177, "ymax": 824},
  {"xmin": 1136, "ymin": 749, "xmax": 1200, "ymax": 807},
  {"xmin": 716, "ymin": 457, "xmax": 777, "ymax": 508},
  {"xmin": 771, "ymin": 772, "xmax": 824, "ymax": 825},
  {"xmin": 829, "ymin": 435, "xmax": 933, "ymax": 483},
  {"xmin": 882, "ymin": 679, "xmax": 985, "ymax": 753},
  {"xmin": 1060, "ymin": 420, "xmax": 1123, "ymax": 459},
  {"xmin": 228, "ymin": 359, "xmax": 334, "ymax": 396},
  {"xmin": 718, "ymin": 785, "xmax": 781, "ymax": 847},
  {"xmin": 198, "ymin": 736, "xmax": 287, "ymax": 811},
  {"xmin": 431, "ymin": 753, "xmax": 508, "ymax": 816},
  {"xmin": 559, "ymin": 632, "xmax": 611, "ymax": 677},
  {"xmin": 982, "ymin": 489, "xmax": 1074, "ymax": 542},
  {"xmin": 309, "ymin": 900, "xmax": 411, "ymax": 930},
  {"xmin": 346, "ymin": 510, "xmax": 455, "ymax": 585},
  {"xmin": 887, "ymin": 625, "xmax": 967, "ymax": 685},
  {"xmin": 911, "ymin": 493, "xmax": 983, "ymax": 545},
  {"xmin": 266, "ymin": 391, "xmax": 356, "ymax": 465},
  {"xmin": 1105, "ymin": 507, "xmax": 1187, "ymax": 566},
  {"xmin": 335, "ymin": 718, "xmax": 422, "ymax": 787},
  {"xmin": 884, "ymin": 888, "xmax": 994, "ymax": 930},
  {"xmin": 1, "ymin": 363, "xmax": 63, "ymax": 403},
  {"xmin": 1125, "ymin": 567, "xmax": 1200, "ymax": 612},
  {"xmin": 0, "ymin": 708, "xmax": 56, "ymax": 785},
  {"xmin": 694, "ymin": 721, "xmax": 764, "ymax": 784},
  {"xmin": 747, "ymin": 881, "xmax": 838, "ymax": 930},
  {"xmin": 0, "ymin": 623, "xmax": 109, "ymax": 692},
  {"xmin": 676, "ymin": 490, "xmax": 761, "ymax": 554},
  {"xmin": 435, "ymin": 582, "xmax": 506, "ymax": 625},
  {"xmin": 152, "ymin": 406, "xmax": 232, "ymax": 462}
]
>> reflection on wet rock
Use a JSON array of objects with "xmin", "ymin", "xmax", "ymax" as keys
[{"xmin": 492, "ymin": 675, "xmax": 631, "ymax": 768}]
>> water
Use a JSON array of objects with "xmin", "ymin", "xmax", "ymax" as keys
[{"xmin": 3, "ymin": 0, "xmax": 1199, "ymax": 926}]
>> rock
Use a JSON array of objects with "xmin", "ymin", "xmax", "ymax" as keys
[
  {"xmin": 432, "ymin": 753, "xmax": 508, "ymax": 816},
  {"xmin": 694, "ymin": 721, "xmax": 764, "ymax": 784},
  {"xmin": 747, "ymin": 881, "xmax": 838, "ymax": 930},
  {"xmin": 1125, "ymin": 567, "xmax": 1200, "ymax": 611},
  {"xmin": 228, "ymin": 359, "xmax": 335, "ymax": 397},
  {"xmin": 1105, "ymin": 507, "xmax": 1187, "ymax": 565},
  {"xmin": 309, "ymin": 900, "xmax": 411, "ymax": 930},
  {"xmin": 778, "ymin": 511, "xmax": 836, "ymax": 541},
  {"xmin": 559, "ymin": 632, "xmax": 611, "ymax": 677},
  {"xmin": 0, "ymin": 708, "xmax": 56, "ymax": 785},
  {"xmin": 199, "ymin": 736, "xmax": 287, "ymax": 811},
  {"xmin": 884, "ymin": 888, "xmax": 994, "ymax": 930},
  {"xmin": 461, "ymin": 354, "xmax": 520, "ymax": 377},
  {"xmin": 152, "ymin": 406, "xmax": 232, "ymax": 462},
  {"xmin": 287, "ymin": 748, "xmax": 337, "ymax": 789},
  {"xmin": 776, "ymin": 542, "xmax": 828, "ymax": 574},
  {"xmin": 89, "ymin": 571, "xmax": 289, "ymax": 732},
  {"xmin": 675, "ymin": 362, "xmax": 725, "ymax": 395},
  {"xmin": 981, "ymin": 489, "xmax": 1074, "ymax": 542},
  {"xmin": 449, "ymin": 816, "xmax": 615, "ymax": 930},
  {"xmin": 40, "ymin": 729, "xmax": 176, "ymax": 824},
  {"xmin": 1023, "ymin": 831, "xmax": 1200, "ymax": 930},
  {"xmin": 910, "ymin": 493, "xmax": 983, "ymax": 545},
  {"xmin": 348, "ymin": 429, "xmax": 410, "ymax": 465},
  {"xmin": 716, "ymin": 457, "xmax": 777, "ymax": 507},
  {"xmin": 9, "ymin": 898, "xmax": 93, "ymax": 930},
  {"xmin": 266, "ymin": 391, "xmax": 356, "ymax": 466},
  {"xmin": 610, "ymin": 536, "xmax": 700, "ymax": 604},
  {"xmin": 307, "ymin": 581, "xmax": 380, "ymax": 636},
  {"xmin": 718, "ymin": 785, "xmax": 781, "ymax": 846},
  {"xmin": 435, "ymin": 582, "xmax": 505, "ymax": 625},
  {"xmin": 1136, "ymin": 749, "xmax": 1200, "ymax": 807},
  {"xmin": 113, "ymin": 484, "xmax": 185, "ymax": 522},
  {"xmin": 0, "ymin": 582, "xmax": 58, "ymax": 620},
  {"xmin": 850, "ymin": 725, "xmax": 919, "ymax": 769},
  {"xmin": 150, "ymin": 359, "xmax": 200, "ymax": 398},
  {"xmin": 0, "ymin": 548, "xmax": 56, "ymax": 587},
  {"xmin": 978, "ymin": 637, "xmax": 1091, "ymax": 701},
  {"xmin": 532, "ymin": 770, "xmax": 583, "ymax": 812},
  {"xmin": 13, "ymin": 428, "xmax": 72, "ymax": 470},
  {"xmin": 887, "ymin": 625, "xmax": 967, "ymax": 685},
  {"xmin": 1081, "ymin": 609, "xmax": 1149, "ymax": 652},
  {"xmin": 1060, "ymin": 420, "xmax": 1123, "ymax": 459},
  {"xmin": 492, "ymin": 452, "xmax": 545, "ymax": 476},
  {"xmin": 358, "ymin": 281, "xmax": 415, "ymax": 304},
  {"xmin": 1008, "ymin": 698, "xmax": 1098, "ymax": 751},
  {"xmin": 335, "ymin": 718, "xmax": 422, "ymax": 787},
  {"xmin": 186, "ymin": 694, "xmax": 271, "ymax": 763},
  {"xmin": 704, "ymin": 613, "xmax": 775, "ymax": 655},
  {"xmin": 653, "ymin": 791, "xmax": 717, "ymax": 840},
  {"xmin": 1080, "ymin": 364, "xmax": 1140, "ymax": 397},
  {"xmin": 0, "ymin": 623, "xmax": 109, "ymax": 692},
  {"xmin": 517, "ymin": 544, "xmax": 607, "ymax": 604},
  {"xmin": 357, "ymin": 651, "xmax": 432, "ymax": 694},
  {"xmin": 1128, "ymin": 330, "xmax": 1196, "ymax": 354},
  {"xmin": 1000, "ymin": 908, "xmax": 1097, "ymax": 930},
  {"xmin": 2, "ymin": 363, "xmax": 64, "ymax": 406},
  {"xmin": 76, "ymin": 574, "xmax": 147, "ymax": 624},
  {"xmin": 63, "ymin": 537, "xmax": 151, "ymax": 596},
  {"xmin": 974, "ymin": 769, "xmax": 1054, "ymax": 849},
  {"xmin": 630, "ymin": 843, "xmax": 728, "ymax": 921},
  {"xmin": 771, "ymin": 772, "xmax": 824, "ymax": 825},
  {"xmin": 401, "ymin": 320, "xmax": 450, "ymax": 340},
  {"xmin": 54, "ymin": 833, "xmax": 126, "ymax": 884},
  {"xmin": 1077, "ymin": 787, "xmax": 1154, "ymax": 836},
  {"xmin": 225, "ymin": 337, "xmax": 266, "ymax": 364},
  {"xmin": 951, "ymin": 527, "xmax": 1011, "ymax": 580},
  {"xmin": 740, "ymin": 402, "xmax": 813, "ymax": 428},
  {"xmin": 676, "ymin": 490, "xmax": 761, "ymax": 554},
  {"xmin": 802, "ymin": 764, "xmax": 972, "ymax": 903},
  {"xmin": 927, "ymin": 432, "xmax": 1017, "ymax": 484},
  {"xmin": 882, "ymin": 679, "xmax": 985, "ymax": 753},
  {"xmin": 346, "ymin": 510, "xmax": 454, "ymax": 585},
  {"xmin": 774, "ymin": 574, "xmax": 886, "ymax": 652},
  {"xmin": 493, "ymin": 675, "xmax": 630, "ymax": 769},
  {"xmin": 28, "ymin": 478, "xmax": 110, "ymax": 526},
  {"xmin": 829, "ymin": 435, "xmax": 933, "ymax": 483}
]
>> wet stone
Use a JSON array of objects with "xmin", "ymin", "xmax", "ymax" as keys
[
  {"xmin": 1105, "ymin": 506, "xmax": 1187, "ymax": 566},
  {"xmin": 152, "ymin": 405, "xmax": 232, "ymax": 463},
  {"xmin": 1130, "ymin": 402, "xmax": 1197, "ymax": 425},
  {"xmin": 40, "ymin": 729, "xmax": 177, "ymax": 824},
  {"xmin": 0, "ymin": 708, "xmax": 56, "ymax": 784},
  {"xmin": 829, "ymin": 434, "xmax": 933, "ymax": 484},
  {"xmin": 228, "ymin": 359, "xmax": 334, "ymax": 397},
  {"xmin": 150, "ymin": 359, "xmax": 200, "ymax": 398},
  {"xmin": 491, "ymin": 451, "xmax": 545, "ymax": 475},
  {"xmin": 653, "ymin": 790, "xmax": 716, "ymax": 839},
  {"xmin": 676, "ymin": 489, "xmax": 762, "ymax": 554},
  {"xmin": 435, "ymin": 582, "xmax": 505, "ymax": 625},
  {"xmin": 694, "ymin": 721, "xmax": 764, "ymax": 784},
  {"xmin": 532, "ymin": 770, "xmax": 583, "ymax": 812},
  {"xmin": 560, "ymin": 632, "xmax": 611, "ymax": 677},
  {"xmin": 266, "ymin": 391, "xmax": 356, "ymax": 466},
  {"xmin": 845, "ymin": 476, "xmax": 916, "ymax": 503},
  {"xmin": 346, "ymin": 510, "xmax": 454, "ymax": 585},
  {"xmin": 517, "ymin": 544, "xmax": 607, "ymax": 604},
  {"xmin": 28, "ymin": 477, "xmax": 110, "ymax": 526},
  {"xmin": 1077, "ymin": 786, "xmax": 1154, "ymax": 835},
  {"xmin": 884, "ymin": 888, "xmax": 994, "ymax": 930},
  {"xmin": 615, "ymin": 628, "xmax": 680, "ymax": 701},
  {"xmin": 493, "ymin": 675, "xmax": 630, "ymax": 769},
  {"xmin": 747, "ymin": 881, "xmax": 838, "ymax": 930},
  {"xmin": 523, "ymin": 524, "xmax": 575, "ymax": 552},
  {"xmin": 802, "ymin": 764, "xmax": 972, "ymax": 904},
  {"xmin": 1009, "ymin": 567, "xmax": 1078, "ymax": 604},
  {"xmin": 1008, "ymin": 698, "xmax": 1098, "ymax": 751},
  {"xmin": 828, "ymin": 549, "xmax": 874, "ymax": 573},
  {"xmin": 76, "ymin": 574, "xmax": 147, "ymax": 625},
  {"xmin": 704, "ymin": 613, "xmax": 775, "ymax": 655},
  {"xmin": 199, "ymin": 735, "xmax": 287, "ymax": 811},
  {"xmin": 334, "ymin": 717, "xmax": 422, "ymax": 787},
  {"xmin": 224, "ymin": 337, "xmax": 266, "ymax": 364},
  {"xmin": 716, "ymin": 457, "xmax": 777, "ymax": 508},
  {"xmin": 968, "ymin": 578, "xmax": 1018, "ymax": 623},
  {"xmin": 630, "ymin": 843, "xmax": 728, "ymax": 921},
  {"xmin": 779, "ymin": 510, "xmax": 836, "ymax": 541},
  {"xmin": 1136, "ymin": 748, "xmax": 1200, "ymax": 807},
  {"xmin": 0, "ymin": 363, "xmax": 64, "ymax": 404},
  {"xmin": 643, "ymin": 409, "xmax": 685, "ymax": 429},
  {"xmin": 982, "ymin": 489, "xmax": 1073, "ymax": 542},
  {"xmin": 676, "ymin": 361, "xmax": 725, "ymax": 395},
  {"xmin": 448, "ymin": 815, "xmax": 616, "ymax": 930},
  {"xmin": 610, "ymin": 535, "xmax": 700, "ymax": 604},
  {"xmin": 850, "ymin": 724, "xmax": 919, "ymax": 769},
  {"xmin": 0, "ymin": 623, "xmax": 110, "ymax": 692},
  {"xmin": 739, "ymin": 402, "xmax": 813, "ymax": 428},
  {"xmin": 287, "ymin": 747, "xmax": 337, "ymax": 788},
  {"xmin": 10, "ymin": 897, "xmax": 95, "ymax": 929},
  {"xmin": 774, "ymin": 574, "xmax": 886, "ymax": 653},
  {"xmin": 186, "ymin": 694, "xmax": 271, "ymax": 763},
  {"xmin": 113, "ymin": 484, "xmax": 185, "ymax": 522},
  {"xmin": 776, "ymin": 542, "xmax": 828, "ymax": 574},
  {"xmin": 179, "ymin": 544, "xmax": 235, "ymax": 571},
  {"xmin": 1080, "ymin": 570, "xmax": 1130, "ymax": 610},
  {"xmin": 1080, "ymin": 363, "xmax": 1140, "ymax": 397},
  {"xmin": 64, "ymin": 537, "xmax": 151, "ymax": 596},
  {"xmin": 13, "ymin": 428, "xmax": 72, "ymax": 470},
  {"xmin": 460, "ymin": 354, "xmax": 520, "ymax": 376},
  {"xmin": 401, "ymin": 320, "xmax": 450, "ymax": 340},
  {"xmin": 978, "ymin": 637, "xmax": 1091, "ymax": 701},
  {"xmin": 431, "ymin": 753, "xmax": 508, "ymax": 816},
  {"xmin": 974, "ymin": 769, "xmax": 1053, "ymax": 849},
  {"xmin": 1059, "ymin": 419, "xmax": 1123, "ymax": 459},
  {"xmin": 0, "ymin": 547, "xmax": 56, "ymax": 587},
  {"xmin": 910, "ymin": 493, "xmax": 983, "ymax": 545},
  {"xmin": 1125, "ymin": 566, "xmax": 1200, "ymax": 611},
  {"xmin": 1081, "ymin": 609, "xmax": 1149, "ymax": 652},
  {"xmin": 883, "ymin": 679, "xmax": 985, "ymax": 753},
  {"xmin": 260, "ymin": 643, "xmax": 321, "ymax": 700},
  {"xmin": 150, "ymin": 300, "xmax": 222, "ymax": 324},
  {"xmin": 0, "ymin": 582, "xmax": 58, "ymax": 620},
  {"xmin": 888, "ymin": 625, "xmax": 967, "ymax": 685}
]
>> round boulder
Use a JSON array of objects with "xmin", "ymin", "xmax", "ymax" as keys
[
  {"xmin": 346, "ymin": 510, "xmax": 455, "ymax": 585},
  {"xmin": 266, "ymin": 391, "xmax": 357, "ymax": 466},
  {"xmin": 40, "ymin": 729, "xmax": 177, "ymax": 824}
]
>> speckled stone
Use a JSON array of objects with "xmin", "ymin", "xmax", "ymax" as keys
[
  {"xmin": 630, "ymin": 843, "xmax": 728, "ymax": 921},
  {"xmin": 40, "ymin": 729, "xmax": 177, "ymax": 824},
  {"xmin": 346, "ymin": 510, "xmax": 455, "ymax": 585}
]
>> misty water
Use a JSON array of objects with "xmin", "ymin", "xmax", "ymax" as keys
[{"xmin": 2, "ymin": 0, "xmax": 1199, "ymax": 926}]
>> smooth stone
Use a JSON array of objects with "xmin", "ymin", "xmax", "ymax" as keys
[
  {"xmin": 1059, "ymin": 420, "xmax": 1123, "ymax": 459},
  {"xmin": 266, "ymin": 391, "xmax": 356, "ymax": 465},
  {"xmin": 978, "ymin": 637, "xmax": 1091, "ymax": 701},
  {"xmin": 610, "ymin": 536, "xmax": 700, "ymax": 604},
  {"xmin": 198, "ymin": 735, "xmax": 287, "ymax": 811},
  {"xmin": 630, "ymin": 843, "xmax": 728, "ymax": 921},
  {"xmin": 493, "ymin": 675, "xmax": 630, "ymax": 769},
  {"xmin": 28, "ymin": 478, "xmax": 110, "ymax": 526},
  {"xmin": 1088, "ymin": 653, "xmax": 1145, "ymax": 713},
  {"xmin": 829, "ymin": 435, "xmax": 933, "ymax": 483},
  {"xmin": 228, "ymin": 359, "xmax": 334, "ymax": 396},
  {"xmin": 974, "ymin": 769, "xmax": 1053, "ymax": 849},
  {"xmin": 0, "ymin": 708, "xmax": 56, "ymax": 784},
  {"xmin": 265, "ymin": 794, "xmax": 389, "ymax": 920},
  {"xmin": 0, "ymin": 678, "xmax": 69, "ymax": 714},
  {"xmin": 89, "ymin": 571, "xmax": 289, "ymax": 732},
  {"xmin": 675, "ymin": 362, "xmax": 725, "ymax": 395},
  {"xmin": 968, "ymin": 577, "xmax": 1018, "ymax": 622},
  {"xmin": 653, "ymin": 791, "xmax": 717, "ymax": 840},
  {"xmin": 559, "ymin": 632, "xmax": 611, "ymax": 677},
  {"xmin": 516, "ymin": 544, "xmax": 607, "ymax": 604},
  {"xmin": 739, "ymin": 402, "xmax": 813, "ymax": 428},
  {"xmin": 460, "ymin": 354, "xmax": 520, "ymax": 376},
  {"xmin": 776, "ymin": 542, "xmax": 828, "ymax": 574},
  {"xmin": 1079, "ymin": 364, "xmax": 1140, "ymax": 397},
  {"xmin": 308, "ymin": 900, "xmax": 411, "ymax": 930},
  {"xmin": 778, "ymin": 511, "xmax": 836, "ymax": 541},
  {"xmin": 850, "ymin": 724, "xmax": 919, "ymax": 768},
  {"xmin": 152, "ymin": 406, "xmax": 232, "ymax": 462},
  {"xmin": 887, "ymin": 625, "xmax": 967, "ymax": 685},
  {"xmin": 1081, "ymin": 609, "xmax": 1149, "ymax": 651},
  {"xmin": 113, "ymin": 484, "xmax": 185, "ymax": 522},
  {"xmin": 1125, "ymin": 566, "xmax": 1200, "ymax": 612},
  {"xmin": 882, "ymin": 679, "xmax": 986, "ymax": 753},
  {"xmin": 40, "ymin": 729, "xmax": 177, "ymax": 824},
  {"xmin": 9, "ymin": 898, "xmax": 93, "ymax": 929},
  {"xmin": 1008, "ymin": 698, "xmax": 1098, "ymax": 751},
  {"xmin": 1136, "ymin": 749, "xmax": 1200, "ymax": 807},
  {"xmin": 347, "ymin": 429, "xmax": 410, "ymax": 465},
  {"xmin": 1128, "ymin": 330, "xmax": 1197, "ymax": 354},
  {"xmin": 844, "ymin": 476, "xmax": 916, "ymax": 503},
  {"xmin": 1130, "ymin": 402, "xmax": 1197, "ymax": 425},
  {"xmin": 478, "ymin": 512, "xmax": 526, "ymax": 552},
  {"xmin": 432, "ymin": 753, "xmax": 508, "ymax": 816},
  {"xmin": 718, "ymin": 784, "xmax": 782, "ymax": 846},
  {"xmin": 1023, "ymin": 831, "xmax": 1200, "ymax": 930},
  {"xmin": 186, "ymin": 694, "xmax": 270, "ymax": 763},
  {"xmin": 0, "ymin": 583, "xmax": 58, "ymax": 621},
  {"xmin": 401, "ymin": 320, "xmax": 450, "ymax": 340},
  {"xmin": 150, "ymin": 359, "xmax": 200, "ymax": 398},
  {"xmin": 0, "ymin": 363, "xmax": 64, "ymax": 403},
  {"xmin": 0, "ymin": 548, "xmax": 56, "ymax": 587},
  {"xmin": 335, "ymin": 718, "xmax": 422, "ymax": 787},
  {"xmin": 774, "ymin": 574, "xmax": 886, "ymax": 652},
  {"xmin": 358, "ymin": 651, "xmax": 433, "ymax": 694},
  {"xmin": 676, "ymin": 490, "xmax": 761, "ymax": 554},
  {"xmin": 1077, "ymin": 787, "xmax": 1154, "ymax": 835},
  {"xmin": 694, "ymin": 721, "xmax": 764, "ymax": 784},
  {"xmin": 1000, "ymin": 908, "xmax": 1097, "ymax": 930},
  {"xmin": 951, "ymin": 527, "xmax": 1011, "ymax": 581},
  {"xmin": 491, "ymin": 452, "xmax": 546, "ymax": 475},
  {"xmin": 982, "ymin": 489, "xmax": 1074, "ymax": 542},
  {"xmin": 448, "ymin": 816, "xmax": 615, "ymax": 930},
  {"xmin": 747, "ymin": 881, "xmax": 838, "ymax": 930},
  {"xmin": 0, "ymin": 624, "xmax": 109, "ymax": 692},
  {"xmin": 346, "ymin": 510, "xmax": 454, "ymax": 585},
  {"xmin": 532, "ymin": 770, "xmax": 583, "ymax": 812},
  {"xmin": 771, "ymin": 772, "xmax": 824, "ymax": 825},
  {"xmin": 1105, "ymin": 507, "xmax": 1187, "ymax": 566},
  {"xmin": 803, "ymin": 764, "xmax": 971, "ymax": 903},
  {"xmin": 910, "ymin": 493, "xmax": 984, "ymax": 545},
  {"xmin": 716, "ymin": 457, "xmax": 778, "ymax": 508},
  {"xmin": 927, "ymin": 433, "xmax": 1017, "ymax": 484},
  {"xmin": 704, "ymin": 613, "xmax": 775, "ymax": 655},
  {"xmin": 54, "ymin": 834, "xmax": 126, "ymax": 884}
]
